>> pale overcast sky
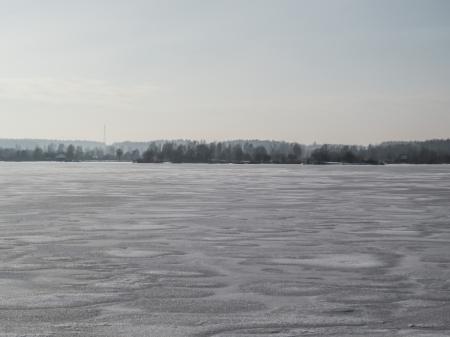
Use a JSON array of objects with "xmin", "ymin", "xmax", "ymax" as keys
[{"xmin": 0, "ymin": 0, "xmax": 449, "ymax": 144}]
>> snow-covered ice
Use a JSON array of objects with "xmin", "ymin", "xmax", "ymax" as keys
[{"xmin": 0, "ymin": 162, "xmax": 449, "ymax": 336}]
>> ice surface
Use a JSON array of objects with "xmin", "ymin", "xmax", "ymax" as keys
[
  {"xmin": 271, "ymin": 254, "xmax": 382, "ymax": 268},
  {"xmin": 0, "ymin": 162, "xmax": 449, "ymax": 336}
]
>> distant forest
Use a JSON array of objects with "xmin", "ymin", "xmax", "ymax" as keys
[{"xmin": 1, "ymin": 139, "xmax": 450, "ymax": 164}]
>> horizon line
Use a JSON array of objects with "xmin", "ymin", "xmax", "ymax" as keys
[{"xmin": 1, "ymin": 137, "xmax": 450, "ymax": 147}]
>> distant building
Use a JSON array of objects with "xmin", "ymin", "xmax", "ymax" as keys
[{"xmin": 55, "ymin": 153, "xmax": 66, "ymax": 161}]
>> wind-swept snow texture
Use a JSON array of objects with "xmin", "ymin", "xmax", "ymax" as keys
[{"xmin": 0, "ymin": 163, "xmax": 449, "ymax": 336}]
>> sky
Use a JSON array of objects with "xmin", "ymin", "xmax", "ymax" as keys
[{"xmin": 0, "ymin": 0, "xmax": 449, "ymax": 145}]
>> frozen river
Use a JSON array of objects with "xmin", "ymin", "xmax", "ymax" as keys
[{"xmin": 0, "ymin": 163, "xmax": 449, "ymax": 336}]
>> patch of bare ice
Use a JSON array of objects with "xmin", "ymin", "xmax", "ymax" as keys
[
  {"xmin": 106, "ymin": 249, "xmax": 168, "ymax": 258},
  {"xmin": 272, "ymin": 254, "xmax": 382, "ymax": 269}
]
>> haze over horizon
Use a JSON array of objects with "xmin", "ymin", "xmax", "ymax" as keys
[{"xmin": 1, "ymin": 0, "xmax": 449, "ymax": 144}]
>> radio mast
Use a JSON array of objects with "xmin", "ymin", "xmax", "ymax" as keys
[{"xmin": 103, "ymin": 124, "xmax": 107, "ymax": 146}]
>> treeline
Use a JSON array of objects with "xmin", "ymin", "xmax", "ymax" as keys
[
  {"xmin": 309, "ymin": 139, "xmax": 450, "ymax": 164},
  {"xmin": 139, "ymin": 139, "xmax": 450, "ymax": 164},
  {"xmin": 139, "ymin": 141, "xmax": 303, "ymax": 164},
  {"xmin": 0, "ymin": 143, "xmax": 140, "ymax": 162},
  {"xmin": 0, "ymin": 138, "xmax": 103, "ymax": 150},
  {"xmin": 1, "ymin": 139, "xmax": 450, "ymax": 164}
]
